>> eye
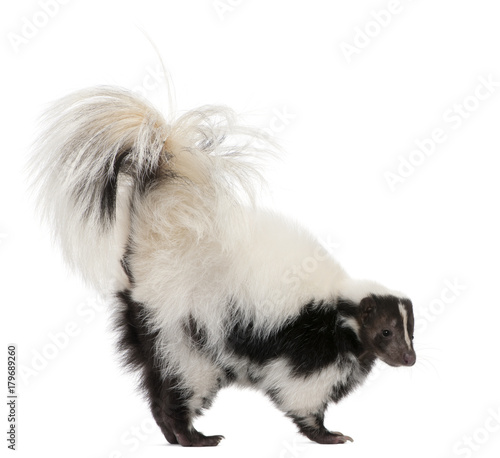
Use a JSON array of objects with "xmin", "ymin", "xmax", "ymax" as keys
[
  {"xmin": 411, "ymin": 335, "xmax": 414, "ymax": 340},
  {"xmin": 382, "ymin": 330, "xmax": 392, "ymax": 337}
]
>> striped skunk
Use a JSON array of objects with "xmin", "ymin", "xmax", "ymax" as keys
[{"xmin": 30, "ymin": 86, "xmax": 416, "ymax": 446}]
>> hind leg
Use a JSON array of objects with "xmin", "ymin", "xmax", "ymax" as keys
[
  {"xmin": 146, "ymin": 355, "xmax": 225, "ymax": 446},
  {"xmin": 147, "ymin": 372, "xmax": 224, "ymax": 446},
  {"xmin": 115, "ymin": 291, "xmax": 224, "ymax": 446},
  {"xmin": 150, "ymin": 399, "xmax": 177, "ymax": 444}
]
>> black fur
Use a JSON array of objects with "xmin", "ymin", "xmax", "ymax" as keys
[
  {"xmin": 359, "ymin": 295, "xmax": 415, "ymax": 367},
  {"xmin": 114, "ymin": 290, "xmax": 224, "ymax": 446},
  {"xmin": 100, "ymin": 152, "xmax": 129, "ymax": 225},
  {"xmin": 330, "ymin": 379, "xmax": 359, "ymax": 403},
  {"xmin": 183, "ymin": 315, "xmax": 209, "ymax": 352},
  {"xmin": 226, "ymin": 299, "xmax": 364, "ymax": 378},
  {"xmin": 33, "ymin": 87, "xmax": 415, "ymax": 447},
  {"xmin": 93, "ymin": 148, "xmax": 170, "ymax": 228},
  {"xmin": 114, "ymin": 291, "xmax": 411, "ymax": 446},
  {"xmin": 223, "ymin": 366, "xmax": 237, "ymax": 383}
]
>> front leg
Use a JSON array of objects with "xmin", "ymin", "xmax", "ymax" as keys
[{"xmin": 288, "ymin": 411, "xmax": 353, "ymax": 445}]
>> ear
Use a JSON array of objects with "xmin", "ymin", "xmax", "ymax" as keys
[{"xmin": 360, "ymin": 296, "xmax": 376, "ymax": 324}]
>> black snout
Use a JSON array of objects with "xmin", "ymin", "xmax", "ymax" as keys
[{"xmin": 403, "ymin": 352, "xmax": 416, "ymax": 366}]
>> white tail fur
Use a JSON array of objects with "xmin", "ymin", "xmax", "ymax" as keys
[{"xmin": 29, "ymin": 86, "xmax": 271, "ymax": 292}]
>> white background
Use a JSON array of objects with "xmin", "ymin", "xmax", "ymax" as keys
[{"xmin": 2, "ymin": 1, "xmax": 500, "ymax": 457}]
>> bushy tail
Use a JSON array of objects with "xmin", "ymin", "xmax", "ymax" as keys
[{"xmin": 30, "ymin": 86, "xmax": 271, "ymax": 292}]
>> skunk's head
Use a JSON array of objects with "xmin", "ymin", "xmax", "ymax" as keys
[{"xmin": 359, "ymin": 295, "xmax": 416, "ymax": 367}]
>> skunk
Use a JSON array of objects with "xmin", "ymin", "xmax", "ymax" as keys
[{"xmin": 30, "ymin": 87, "xmax": 416, "ymax": 446}]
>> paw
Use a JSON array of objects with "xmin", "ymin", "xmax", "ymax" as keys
[
  {"xmin": 309, "ymin": 430, "xmax": 353, "ymax": 445},
  {"xmin": 198, "ymin": 434, "xmax": 225, "ymax": 447},
  {"xmin": 174, "ymin": 431, "xmax": 225, "ymax": 447},
  {"xmin": 325, "ymin": 432, "xmax": 353, "ymax": 444}
]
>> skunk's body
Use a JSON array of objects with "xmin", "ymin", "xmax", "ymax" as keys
[{"xmin": 31, "ymin": 87, "xmax": 416, "ymax": 446}]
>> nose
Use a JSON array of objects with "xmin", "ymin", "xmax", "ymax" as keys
[{"xmin": 403, "ymin": 352, "xmax": 416, "ymax": 366}]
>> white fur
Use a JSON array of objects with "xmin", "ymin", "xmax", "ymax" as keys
[
  {"xmin": 30, "ymin": 86, "xmax": 407, "ymax": 386},
  {"xmin": 29, "ymin": 87, "xmax": 168, "ymax": 291},
  {"xmin": 399, "ymin": 303, "xmax": 411, "ymax": 348},
  {"xmin": 260, "ymin": 359, "xmax": 345, "ymax": 413}
]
